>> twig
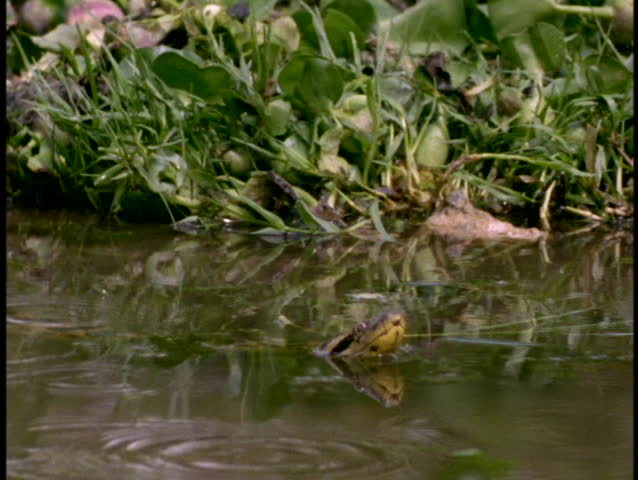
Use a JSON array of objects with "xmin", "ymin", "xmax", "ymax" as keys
[
  {"xmin": 441, "ymin": 153, "xmax": 483, "ymax": 182},
  {"xmin": 563, "ymin": 206, "xmax": 605, "ymax": 222},
  {"xmin": 539, "ymin": 180, "xmax": 556, "ymax": 232},
  {"xmin": 610, "ymin": 134, "xmax": 634, "ymax": 168}
]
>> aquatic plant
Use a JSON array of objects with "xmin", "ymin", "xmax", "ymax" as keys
[{"xmin": 6, "ymin": 0, "xmax": 633, "ymax": 233}]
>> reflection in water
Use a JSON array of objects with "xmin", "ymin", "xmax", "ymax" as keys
[
  {"xmin": 325, "ymin": 357, "xmax": 405, "ymax": 408},
  {"xmin": 7, "ymin": 209, "xmax": 633, "ymax": 480}
]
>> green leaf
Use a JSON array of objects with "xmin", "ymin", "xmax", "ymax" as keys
[
  {"xmin": 317, "ymin": 127, "xmax": 358, "ymax": 179},
  {"xmin": 248, "ymin": 0, "xmax": 279, "ymax": 21},
  {"xmin": 583, "ymin": 55, "xmax": 632, "ymax": 94},
  {"xmin": 269, "ymin": 134, "xmax": 317, "ymax": 177},
  {"xmin": 278, "ymin": 54, "xmax": 344, "ymax": 114},
  {"xmin": 293, "ymin": 1, "xmax": 374, "ymax": 58},
  {"xmin": 368, "ymin": 198, "xmax": 396, "ymax": 242},
  {"xmin": 236, "ymin": 196, "xmax": 289, "ymax": 231},
  {"xmin": 297, "ymin": 200, "xmax": 341, "ymax": 233},
  {"xmin": 499, "ymin": 32, "xmax": 543, "ymax": 74},
  {"xmin": 378, "ymin": 0, "xmax": 469, "ymax": 55},
  {"xmin": 366, "ymin": 0, "xmax": 400, "ymax": 21},
  {"xmin": 26, "ymin": 140, "xmax": 55, "ymax": 174},
  {"xmin": 464, "ymin": 0, "xmax": 498, "ymax": 45},
  {"xmin": 251, "ymin": 227, "xmax": 288, "ymax": 236},
  {"xmin": 151, "ymin": 52, "xmax": 234, "ymax": 102},
  {"xmin": 94, "ymin": 163, "xmax": 129, "ymax": 186},
  {"xmin": 318, "ymin": 127, "xmax": 343, "ymax": 156},
  {"xmin": 323, "ymin": 8, "xmax": 365, "ymax": 58},
  {"xmin": 529, "ymin": 22, "xmax": 565, "ymax": 73},
  {"xmin": 292, "ymin": 10, "xmax": 320, "ymax": 51},
  {"xmin": 325, "ymin": 0, "xmax": 376, "ymax": 36},
  {"xmin": 487, "ymin": 0, "xmax": 556, "ymax": 39},
  {"xmin": 270, "ymin": 16, "xmax": 301, "ymax": 51},
  {"xmin": 414, "ymin": 115, "xmax": 450, "ymax": 167},
  {"xmin": 30, "ymin": 24, "xmax": 80, "ymax": 52},
  {"xmin": 265, "ymin": 99, "xmax": 292, "ymax": 136}
]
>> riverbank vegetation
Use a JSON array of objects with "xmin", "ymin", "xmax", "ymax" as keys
[{"xmin": 7, "ymin": 0, "xmax": 634, "ymax": 235}]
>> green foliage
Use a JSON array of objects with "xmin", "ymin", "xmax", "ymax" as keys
[
  {"xmin": 583, "ymin": 56, "xmax": 633, "ymax": 94},
  {"xmin": 6, "ymin": 0, "xmax": 633, "ymax": 233},
  {"xmin": 151, "ymin": 51, "xmax": 235, "ymax": 102},
  {"xmin": 293, "ymin": 0, "xmax": 376, "ymax": 59},
  {"xmin": 278, "ymin": 53, "xmax": 345, "ymax": 114},
  {"xmin": 488, "ymin": 0, "xmax": 557, "ymax": 38},
  {"xmin": 379, "ymin": 0, "xmax": 469, "ymax": 55}
]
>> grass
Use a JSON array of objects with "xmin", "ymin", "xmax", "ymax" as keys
[{"xmin": 6, "ymin": 0, "xmax": 633, "ymax": 233}]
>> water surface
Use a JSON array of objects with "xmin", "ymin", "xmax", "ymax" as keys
[{"xmin": 8, "ymin": 209, "xmax": 633, "ymax": 479}]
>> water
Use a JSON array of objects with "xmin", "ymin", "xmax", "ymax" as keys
[{"xmin": 8, "ymin": 209, "xmax": 633, "ymax": 479}]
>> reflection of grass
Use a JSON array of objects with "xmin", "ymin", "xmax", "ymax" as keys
[
  {"xmin": 436, "ymin": 449, "xmax": 514, "ymax": 480},
  {"xmin": 8, "ymin": 209, "xmax": 632, "ymax": 365}
]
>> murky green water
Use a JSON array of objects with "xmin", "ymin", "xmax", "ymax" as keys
[{"xmin": 8, "ymin": 209, "xmax": 633, "ymax": 480}]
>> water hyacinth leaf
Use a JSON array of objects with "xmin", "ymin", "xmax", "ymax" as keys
[
  {"xmin": 341, "ymin": 94, "xmax": 369, "ymax": 114},
  {"xmin": 378, "ymin": 0, "xmax": 469, "ymax": 55},
  {"xmin": 270, "ymin": 16, "xmax": 301, "ymax": 51},
  {"xmin": 151, "ymin": 52, "xmax": 234, "ymax": 102},
  {"xmin": 326, "ymin": 0, "xmax": 377, "ymax": 36},
  {"xmin": 319, "ymin": 153, "xmax": 355, "ymax": 178},
  {"xmin": 292, "ymin": 2, "xmax": 372, "ymax": 58},
  {"xmin": 292, "ymin": 10, "xmax": 320, "ymax": 50},
  {"xmin": 366, "ymin": 0, "xmax": 400, "ymax": 20},
  {"xmin": 334, "ymin": 94, "xmax": 374, "ymax": 136},
  {"xmin": 222, "ymin": 150, "xmax": 252, "ymax": 176},
  {"xmin": 499, "ymin": 32, "xmax": 543, "ymax": 74},
  {"xmin": 319, "ymin": 127, "xmax": 343, "ymax": 156},
  {"xmin": 248, "ymin": 0, "xmax": 279, "ymax": 21},
  {"xmin": 317, "ymin": 127, "xmax": 357, "ymax": 178},
  {"xmin": 26, "ymin": 140, "xmax": 55, "ymax": 174},
  {"xmin": 583, "ymin": 56, "xmax": 632, "ymax": 94},
  {"xmin": 377, "ymin": 75, "xmax": 415, "ymax": 107},
  {"xmin": 138, "ymin": 151, "xmax": 188, "ymax": 195},
  {"xmin": 265, "ymin": 99, "xmax": 292, "ymax": 136},
  {"xmin": 487, "ymin": 0, "xmax": 556, "ymax": 39},
  {"xmin": 464, "ymin": 0, "xmax": 498, "ymax": 45},
  {"xmin": 224, "ymin": 187, "xmax": 288, "ymax": 229},
  {"xmin": 219, "ymin": 197, "xmax": 256, "ymax": 222},
  {"xmin": 278, "ymin": 54, "xmax": 344, "ymax": 114},
  {"xmin": 266, "ymin": 138, "xmax": 315, "ymax": 184},
  {"xmin": 120, "ymin": 46, "xmax": 189, "ymax": 78},
  {"xmin": 414, "ymin": 115, "xmax": 450, "ymax": 167},
  {"xmin": 323, "ymin": 8, "xmax": 365, "ymax": 58},
  {"xmin": 528, "ymin": 22, "xmax": 565, "ymax": 73},
  {"xmin": 30, "ymin": 24, "xmax": 81, "ymax": 52},
  {"xmin": 271, "ymin": 134, "xmax": 316, "ymax": 173}
]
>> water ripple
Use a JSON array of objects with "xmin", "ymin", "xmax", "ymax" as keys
[
  {"xmin": 17, "ymin": 418, "xmax": 413, "ymax": 479},
  {"xmin": 8, "ymin": 359, "xmax": 144, "ymax": 396}
]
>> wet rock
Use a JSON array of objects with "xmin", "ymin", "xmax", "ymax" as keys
[{"xmin": 423, "ymin": 189, "xmax": 547, "ymax": 242}]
